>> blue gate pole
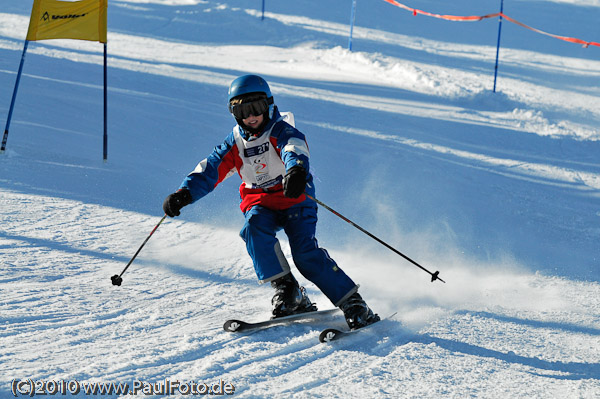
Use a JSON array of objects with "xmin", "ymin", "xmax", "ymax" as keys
[
  {"xmin": 348, "ymin": 0, "xmax": 357, "ymax": 51},
  {"xmin": 103, "ymin": 42, "xmax": 108, "ymax": 162},
  {"xmin": 261, "ymin": 0, "xmax": 265, "ymax": 21},
  {"xmin": 1, "ymin": 40, "xmax": 29, "ymax": 154},
  {"xmin": 492, "ymin": 0, "xmax": 504, "ymax": 93}
]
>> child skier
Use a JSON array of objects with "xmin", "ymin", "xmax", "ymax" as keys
[{"xmin": 162, "ymin": 74, "xmax": 379, "ymax": 330}]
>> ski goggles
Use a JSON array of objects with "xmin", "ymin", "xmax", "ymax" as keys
[{"xmin": 229, "ymin": 96, "xmax": 273, "ymax": 120}]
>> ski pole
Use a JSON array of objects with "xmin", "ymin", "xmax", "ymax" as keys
[
  {"xmin": 110, "ymin": 214, "xmax": 167, "ymax": 286},
  {"xmin": 305, "ymin": 193, "xmax": 445, "ymax": 283}
]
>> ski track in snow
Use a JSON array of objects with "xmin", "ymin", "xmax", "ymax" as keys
[
  {"xmin": 1, "ymin": 189, "xmax": 599, "ymax": 397},
  {"xmin": 1, "ymin": 0, "xmax": 600, "ymax": 397},
  {"xmin": 0, "ymin": 187, "xmax": 600, "ymax": 398}
]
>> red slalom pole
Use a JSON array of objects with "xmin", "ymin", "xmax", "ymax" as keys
[
  {"xmin": 305, "ymin": 193, "xmax": 445, "ymax": 283},
  {"xmin": 111, "ymin": 215, "xmax": 167, "ymax": 286}
]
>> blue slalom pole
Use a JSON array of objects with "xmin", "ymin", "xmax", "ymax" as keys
[
  {"xmin": 348, "ymin": 0, "xmax": 357, "ymax": 51},
  {"xmin": 1, "ymin": 40, "xmax": 29, "ymax": 154},
  {"xmin": 261, "ymin": 0, "xmax": 265, "ymax": 21},
  {"xmin": 103, "ymin": 42, "xmax": 108, "ymax": 162},
  {"xmin": 492, "ymin": 0, "xmax": 504, "ymax": 93}
]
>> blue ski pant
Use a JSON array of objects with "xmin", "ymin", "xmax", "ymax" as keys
[{"xmin": 240, "ymin": 205, "xmax": 358, "ymax": 306}]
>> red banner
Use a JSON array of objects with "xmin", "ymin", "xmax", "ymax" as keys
[{"xmin": 383, "ymin": 0, "xmax": 599, "ymax": 48}]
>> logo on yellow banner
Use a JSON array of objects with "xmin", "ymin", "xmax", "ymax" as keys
[{"xmin": 41, "ymin": 11, "xmax": 89, "ymax": 21}]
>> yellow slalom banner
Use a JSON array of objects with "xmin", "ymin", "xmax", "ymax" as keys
[{"xmin": 26, "ymin": 0, "xmax": 107, "ymax": 43}]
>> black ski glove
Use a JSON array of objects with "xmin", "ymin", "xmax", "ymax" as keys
[
  {"xmin": 163, "ymin": 189, "xmax": 193, "ymax": 217},
  {"xmin": 283, "ymin": 166, "xmax": 307, "ymax": 198}
]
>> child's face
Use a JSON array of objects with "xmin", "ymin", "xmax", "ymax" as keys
[{"xmin": 242, "ymin": 113, "xmax": 264, "ymax": 131}]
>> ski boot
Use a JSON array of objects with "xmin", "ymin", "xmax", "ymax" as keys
[
  {"xmin": 271, "ymin": 273, "xmax": 317, "ymax": 319},
  {"xmin": 339, "ymin": 292, "xmax": 380, "ymax": 330}
]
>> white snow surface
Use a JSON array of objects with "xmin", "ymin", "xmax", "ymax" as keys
[{"xmin": 1, "ymin": 0, "xmax": 599, "ymax": 397}]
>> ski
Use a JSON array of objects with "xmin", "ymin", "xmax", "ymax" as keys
[
  {"xmin": 319, "ymin": 327, "xmax": 350, "ymax": 342},
  {"xmin": 319, "ymin": 322, "xmax": 378, "ymax": 343},
  {"xmin": 319, "ymin": 312, "xmax": 395, "ymax": 343},
  {"xmin": 224, "ymin": 308, "xmax": 341, "ymax": 333}
]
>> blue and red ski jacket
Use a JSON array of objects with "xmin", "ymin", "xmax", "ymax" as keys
[{"xmin": 179, "ymin": 108, "xmax": 316, "ymax": 213}]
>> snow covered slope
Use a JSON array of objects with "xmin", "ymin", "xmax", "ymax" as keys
[{"xmin": 1, "ymin": 0, "xmax": 599, "ymax": 397}]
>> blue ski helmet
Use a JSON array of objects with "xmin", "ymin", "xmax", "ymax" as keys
[{"xmin": 228, "ymin": 75, "xmax": 274, "ymax": 119}]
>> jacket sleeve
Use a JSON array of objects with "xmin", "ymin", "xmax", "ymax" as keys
[
  {"xmin": 179, "ymin": 133, "xmax": 239, "ymax": 202},
  {"xmin": 275, "ymin": 122, "xmax": 310, "ymax": 173}
]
